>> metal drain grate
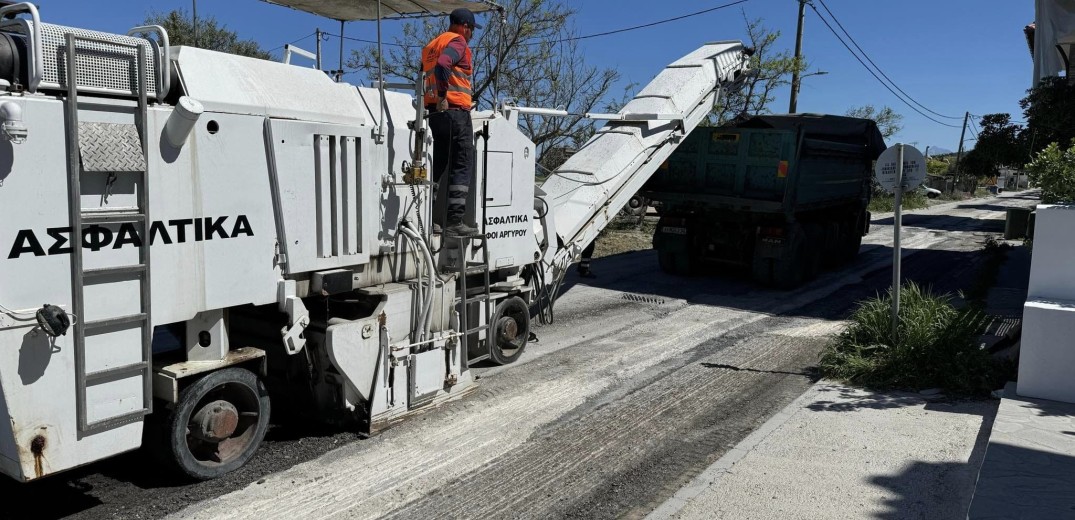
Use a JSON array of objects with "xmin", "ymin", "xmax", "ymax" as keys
[
  {"xmin": 984, "ymin": 315, "xmax": 1020, "ymax": 338},
  {"xmin": 621, "ymin": 293, "xmax": 666, "ymax": 305}
]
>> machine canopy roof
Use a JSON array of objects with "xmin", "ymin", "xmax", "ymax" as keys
[{"xmin": 261, "ymin": 0, "xmax": 499, "ymax": 21}]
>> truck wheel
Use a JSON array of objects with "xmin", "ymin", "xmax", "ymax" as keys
[
  {"xmin": 770, "ymin": 226, "xmax": 808, "ymax": 290},
  {"xmin": 489, "ymin": 296, "xmax": 529, "ymax": 365},
  {"xmin": 658, "ymin": 251, "xmax": 693, "ymax": 275},
  {"xmin": 839, "ymin": 216, "xmax": 864, "ymax": 264},
  {"xmin": 803, "ymin": 223, "xmax": 824, "ymax": 278},
  {"xmin": 751, "ymin": 256, "xmax": 773, "ymax": 286},
  {"xmin": 165, "ymin": 367, "xmax": 271, "ymax": 480}
]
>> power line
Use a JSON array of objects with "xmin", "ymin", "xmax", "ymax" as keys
[
  {"xmin": 816, "ymin": 0, "xmax": 962, "ymax": 120},
  {"xmin": 325, "ymin": 0, "xmax": 753, "ymax": 50},
  {"xmin": 268, "ymin": 31, "xmax": 318, "ymax": 53},
  {"xmin": 807, "ymin": 3, "xmax": 962, "ymax": 128},
  {"xmin": 560, "ymin": 0, "xmax": 751, "ymax": 42}
]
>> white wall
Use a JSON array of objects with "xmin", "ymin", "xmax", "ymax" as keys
[{"xmin": 1018, "ymin": 204, "xmax": 1075, "ymax": 402}]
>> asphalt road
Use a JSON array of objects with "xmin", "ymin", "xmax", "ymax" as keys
[{"xmin": 6, "ymin": 190, "xmax": 1040, "ymax": 520}]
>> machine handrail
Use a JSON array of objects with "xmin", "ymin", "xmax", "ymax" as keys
[
  {"xmin": 127, "ymin": 25, "xmax": 171, "ymax": 100},
  {"xmin": 0, "ymin": 3, "xmax": 41, "ymax": 92}
]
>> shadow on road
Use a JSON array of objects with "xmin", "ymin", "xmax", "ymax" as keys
[
  {"xmin": 0, "ymin": 415, "xmax": 364, "ymax": 519},
  {"xmin": 955, "ymin": 203, "xmax": 1019, "ymax": 212},
  {"xmin": 560, "ymin": 242, "xmax": 991, "ymax": 324},
  {"xmin": 871, "ymin": 214, "xmax": 1005, "ymax": 233},
  {"xmin": 804, "ymin": 385, "xmax": 993, "ymax": 416},
  {"xmin": 965, "ymin": 443, "xmax": 1075, "ymax": 518}
]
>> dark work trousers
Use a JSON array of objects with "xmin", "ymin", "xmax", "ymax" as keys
[
  {"xmin": 579, "ymin": 241, "xmax": 595, "ymax": 272},
  {"xmin": 429, "ymin": 109, "xmax": 475, "ymax": 227}
]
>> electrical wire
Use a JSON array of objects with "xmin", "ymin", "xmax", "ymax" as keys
[
  {"xmin": 555, "ymin": 0, "xmax": 752, "ymax": 43},
  {"xmin": 268, "ymin": 31, "xmax": 319, "ymax": 54},
  {"xmin": 815, "ymin": 0, "xmax": 962, "ymax": 121},
  {"xmin": 324, "ymin": 0, "xmax": 753, "ymax": 51},
  {"xmin": 807, "ymin": 3, "xmax": 962, "ymax": 129}
]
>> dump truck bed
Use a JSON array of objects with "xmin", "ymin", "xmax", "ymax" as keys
[{"xmin": 644, "ymin": 114, "xmax": 886, "ymax": 218}]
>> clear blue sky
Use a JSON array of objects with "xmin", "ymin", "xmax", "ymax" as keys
[{"xmin": 38, "ymin": 0, "xmax": 1036, "ymax": 154}]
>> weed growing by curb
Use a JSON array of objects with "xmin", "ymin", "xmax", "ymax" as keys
[{"xmin": 819, "ymin": 281, "xmax": 998, "ymax": 395}]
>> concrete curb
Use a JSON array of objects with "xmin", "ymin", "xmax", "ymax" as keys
[{"xmin": 645, "ymin": 382, "xmax": 829, "ymax": 520}]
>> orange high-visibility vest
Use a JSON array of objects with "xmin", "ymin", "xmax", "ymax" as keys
[{"xmin": 422, "ymin": 32, "xmax": 473, "ymax": 109}]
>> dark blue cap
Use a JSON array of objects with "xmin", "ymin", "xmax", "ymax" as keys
[{"xmin": 449, "ymin": 8, "xmax": 482, "ymax": 29}]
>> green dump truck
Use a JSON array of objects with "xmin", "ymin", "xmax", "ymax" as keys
[{"xmin": 643, "ymin": 114, "xmax": 887, "ymax": 289}]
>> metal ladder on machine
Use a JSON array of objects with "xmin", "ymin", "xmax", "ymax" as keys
[
  {"xmin": 455, "ymin": 122, "xmax": 494, "ymax": 366},
  {"xmin": 455, "ymin": 231, "xmax": 493, "ymax": 366},
  {"xmin": 64, "ymin": 33, "xmax": 154, "ymax": 433}
]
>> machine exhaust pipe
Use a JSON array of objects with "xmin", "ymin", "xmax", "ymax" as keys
[{"xmin": 163, "ymin": 96, "xmax": 204, "ymax": 149}]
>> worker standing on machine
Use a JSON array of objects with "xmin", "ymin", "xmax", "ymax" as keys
[{"xmin": 423, "ymin": 8, "xmax": 481, "ymax": 238}]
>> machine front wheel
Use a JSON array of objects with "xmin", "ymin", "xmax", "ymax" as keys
[
  {"xmin": 164, "ymin": 367, "xmax": 271, "ymax": 480},
  {"xmin": 489, "ymin": 296, "xmax": 530, "ymax": 365}
]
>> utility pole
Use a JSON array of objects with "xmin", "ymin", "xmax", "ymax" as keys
[
  {"xmin": 337, "ymin": 20, "xmax": 345, "ymax": 82},
  {"xmin": 315, "ymin": 28, "xmax": 322, "ymax": 71},
  {"xmin": 788, "ymin": 0, "xmax": 807, "ymax": 113},
  {"xmin": 954, "ymin": 111, "xmax": 969, "ymax": 192},
  {"xmin": 192, "ymin": 0, "xmax": 198, "ymax": 47}
]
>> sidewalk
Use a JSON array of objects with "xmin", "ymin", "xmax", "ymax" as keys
[
  {"xmin": 645, "ymin": 382, "xmax": 996, "ymax": 520},
  {"xmin": 966, "ymin": 382, "xmax": 1075, "ymax": 519}
]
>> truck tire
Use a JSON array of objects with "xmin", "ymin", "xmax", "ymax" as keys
[
  {"xmin": 163, "ymin": 367, "xmax": 271, "ymax": 480},
  {"xmin": 489, "ymin": 296, "xmax": 529, "ymax": 365},
  {"xmin": 770, "ymin": 225, "xmax": 808, "ymax": 290},
  {"xmin": 658, "ymin": 250, "xmax": 693, "ymax": 276},
  {"xmin": 751, "ymin": 255, "xmax": 773, "ymax": 286},
  {"xmin": 803, "ymin": 223, "xmax": 825, "ymax": 278},
  {"xmin": 839, "ymin": 214, "xmax": 865, "ymax": 264}
]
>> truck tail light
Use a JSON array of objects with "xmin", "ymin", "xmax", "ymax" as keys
[{"xmin": 759, "ymin": 226, "xmax": 784, "ymax": 238}]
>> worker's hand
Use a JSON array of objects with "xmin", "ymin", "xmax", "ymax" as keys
[{"xmin": 437, "ymin": 97, "xmax": 449, "ymax": 112}]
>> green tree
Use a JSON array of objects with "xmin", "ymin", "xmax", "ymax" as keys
[
  {"xmin": 141, "ymin": 9, "xmax": 272, "ymax": 60},
  {"xmin": 845, "ymin": 104, "xmax": 903, "ymax": 140},
  {"xmin": 348, "ymin": 0, "xmax": 623, "ymax": 170},
  {"xmin": 1020, "ymin": 76, "xmax": 1075, "ymax": 156},
  {"xmin": 960, "ymin": 113, "xmax": 1027, "ymax": 177},
  {"xmin": 926, "ymin": 158, "xmax": 949, "ymax": 175},
  {"xmin": 710, "ymin": 13, "xmax": 806, "ymax": 125},
  {"xmin": 1026, "ymin": 141, "xmax": 1075, "ymax": 204}
]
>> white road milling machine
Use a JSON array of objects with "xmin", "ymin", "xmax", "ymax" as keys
[{"xmin": 0, "ymin": 2, "xmax": 752, "ymax": 481}]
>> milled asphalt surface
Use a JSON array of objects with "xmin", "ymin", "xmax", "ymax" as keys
[{"xmin": 4, "ymin": 190, "xmax": 1040, "ymax": 519}]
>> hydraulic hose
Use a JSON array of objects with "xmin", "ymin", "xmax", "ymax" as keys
[
  {"xmin": 398, "ymin": 229, "xmax": 428, "ymax": 342},
  {"xmin": 400, "ymin": 223, "xmax": 439, "ymax": 342}
]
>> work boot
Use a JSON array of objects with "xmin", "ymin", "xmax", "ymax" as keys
[
  {"xmin": 444, "ymin": 220, "xmax": 479, "ymax": 238},
  {"xmin": 577, "ymin": 266, "xmax": 596, "ymax": 279}
]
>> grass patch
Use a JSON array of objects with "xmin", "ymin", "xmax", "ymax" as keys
[
  {"xmin": 868, "ymin": 191, "xmax": 929, "ymax": 213},
  {"xmin": 603, "ymin": 213, "xmax": 652, "ymax": 232},
  {"xmin": 819, "ymin": 281, "xmax": 999, "ymax": 395},
  {"xmin": 592, "ymin": 215, "xmax": 658, "ymax": 258}
]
